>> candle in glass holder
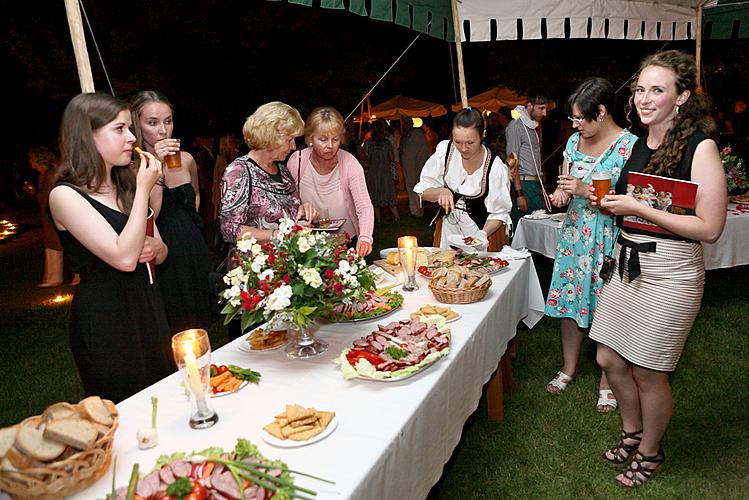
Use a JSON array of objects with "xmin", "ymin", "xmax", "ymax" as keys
[
  {"xmin": 171, "ymin": 329, "xmax": 218, "ymax": 429},
  {"xmin": 398, "ymin": 236, "xmax": 419, "ymax": 291}
]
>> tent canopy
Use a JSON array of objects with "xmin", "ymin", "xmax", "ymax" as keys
[
  {"xmin": 367, "ymin": 95, "xmax": 448, "ymax": 120},
  {"xmin": 450, "ymin": 87, "xmax": 527, "ymax": 113},
  {"xmin": 273, "ymin": 0, "xmax": 746, "ymax": 41}
]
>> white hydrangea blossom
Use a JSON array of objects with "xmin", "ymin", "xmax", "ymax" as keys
[
  {"xmin": 299, "ymin": 267, "xmax": 323, "ymax": 288},
  {"xmin": 251, "ymin": 243, "xmax": 262, "ymax": 255},
  {"xmin": 265, "ymin": 284, "xmax": 293, "ymax": 312},
  {"xmin": 223, "ymin": 267, "xmax": 247, "ymax": 287},
  {"xmin": 236, "ymin": 234, "xmax": 257, "ymax": 253},
  {"xmin": 222, "ymin": 285, "xmax": 243, "ymax": 307},
  {"xmin": 297, "ymin": 235, "xmax": 312, "ymax": 253},
  {"xmin": 336, "ymin": 259, "xmax": 351, "ymax": 275}
]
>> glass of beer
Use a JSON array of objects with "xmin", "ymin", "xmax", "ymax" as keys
[
  {"xmin": 165, "ymin": 138, "xmax": 182, "ymax": 169},
  {"xmin": 318, "ymin": 207, "xmax": 330, "ymax": 228},
  {"xmin": 592, "ymin": 171, "xmax": 612, "ymax": 202}
]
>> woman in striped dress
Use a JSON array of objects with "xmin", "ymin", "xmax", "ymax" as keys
[{"xmin": 590, "ymin": 51, "xmax": 727, "ymax": 487}]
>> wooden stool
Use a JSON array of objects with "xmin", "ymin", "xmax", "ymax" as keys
[{"xmin": 432, "ymin": 217, "xmax": 509, "ymax": 251}]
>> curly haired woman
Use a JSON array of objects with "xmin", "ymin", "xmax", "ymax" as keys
[{"xmin": 591, "ymin": 50, "xmax": 727, "ymax": 487}]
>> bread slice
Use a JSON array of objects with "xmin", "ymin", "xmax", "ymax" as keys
[
  {"xmin": 42, "ymin": 402, "xmax": 79, "ymax": 422},
  {"xmin": 6, "ymin": 446, "xmax": 34, "ymax": 469},
  {"xmin": 14, "ymin": 424, "xmax": 66, "ymax": 462},
  {"xmin": 1, "ymin": 456, "xmax": 18, "ymax": 472},
  {"xmin": 0, "ymin": 425, "xmax": 18, "ymax": 459},
  {"xmin": 43, "ymin": 418, "xmax": 97, "ymax": 451},
  {"xmin": 103, "ymin": 399, "xmax": 118, "ymax": 418},
  {"xmin": 79, "ymin": 396, "xmax": 113, "ymax": 426}
]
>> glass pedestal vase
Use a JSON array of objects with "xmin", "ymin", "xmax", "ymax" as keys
[{"xmin": 285, "ymin": 322, "xmax": 328, "ymax": 359}]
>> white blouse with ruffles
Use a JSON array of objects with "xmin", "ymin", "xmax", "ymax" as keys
[{"xmin": 414, "ymin": 140, "xmax": 512, "ymax": 248}]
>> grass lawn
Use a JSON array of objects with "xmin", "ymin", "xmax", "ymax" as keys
[{"xmin": 2, "ymin": 199, "xmax": 748, "ymax": 497}]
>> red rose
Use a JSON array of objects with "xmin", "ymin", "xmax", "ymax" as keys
[
  {"xmin": 283, "ymin": 274, "xmax": 290, "ymax": 284},
  {"xmin": 325, "ymin": 269, "xmax": 335, "ymax": 279},
  {"xmin": 266, "ymin": 254, "xmax": 276, "ymax": 264}
]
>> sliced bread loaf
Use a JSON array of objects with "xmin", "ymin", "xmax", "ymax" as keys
[
  {"xmin": 79, "ymin": 396, "xmax": 114, "ymax": 426},
  {"xmin": 14, "ymin": 423, "xmax": 66, "ymax": 462},
  {"xmin": 0, "ymin": 425, "xmax": 18, "ymax": 459},
  {"xmin": 43, "ymin": 418, "xmax": 97, "ymax": 451},
  {"xmin": 42, "ymin": 402, "xmax": 79, "ymax": 422}
]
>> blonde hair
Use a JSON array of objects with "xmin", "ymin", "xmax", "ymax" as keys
[
  {"xmin": 304, "ymin": 107, "xmax": 346, "ymax": 145},
  {"xmin": 242, "ymin": 101, "xmax": 304, "ymax": 150}
]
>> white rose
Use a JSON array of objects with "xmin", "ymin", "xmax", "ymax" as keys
[
  {"xmin": 264, "ymin": 284, "xmax": 293, "ymax": 313},
  {"xmin": 251, "ymin": 243, "xmax": 262, "ymax": 255},
  {"xmin": 336, "ymin": 259, "xmax": 351, "ymax": 275},
  {"xmin": 258, "ymin": 269, "xmax": 275, "ymax": 281},
  {"xmin": 251, "ymin": 254, "xmax": 269, "ymax": 273},
  {"xmin": 300, "ymin": 267, "xmax": 323, "ymax": 288}
]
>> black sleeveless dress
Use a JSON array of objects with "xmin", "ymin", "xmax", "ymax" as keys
[
  {"xmin": 57, "ymin": 186, "xmax": 174, "ymax": 403},
  {"xmin": 156, "ymin": 183, "xmax": 212, "ymax": 334}
]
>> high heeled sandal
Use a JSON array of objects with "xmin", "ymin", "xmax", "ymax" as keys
[
  {"xmin": 616, "ymin": 448, "xmax": 665, "ymax": 488},
  {"xmin": 602, "ymin": 429, "xmax": 642, "ymax": 466}
]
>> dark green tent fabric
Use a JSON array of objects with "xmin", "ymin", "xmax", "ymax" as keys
[
  {"xmin": 279, "ymin": 0, "xmax": 453, "ymax": 39},
  {"xmin": 704, "ymin": 0, "xmax": 749, "ymax": 39}
]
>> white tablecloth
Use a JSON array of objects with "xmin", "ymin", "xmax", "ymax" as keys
[
  {"xmin": 703, "ymin": 205, "xmax": 749, "ymax": 270},
  {"xmin": 71, "ymin": 257, "xmax": 544, "ymax": 500},
  {"xmin": 512, "ymin": 206, "xmax": 749, "ymax": 270},
  {"xmin": 511, "ymin": 217, "xmax": 563, "ymax": 259}
]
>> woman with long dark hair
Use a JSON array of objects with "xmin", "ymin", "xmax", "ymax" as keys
[{"xmin": 49, "ymin": 93, "xmax": 173, "ymax": 402}]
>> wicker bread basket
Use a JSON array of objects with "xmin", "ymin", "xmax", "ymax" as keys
[
  {"xmin": 429, "ymin": 279, "xmax": 491, "ymax": 304},
  {"xmin": 0, "ymin": 401, "xmax": 118, "ymax": 499}
]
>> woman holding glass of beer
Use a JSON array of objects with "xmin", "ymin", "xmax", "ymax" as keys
[
  {"xmin": 592, "ymin": 51, "xmax": 726, "ymax": 487},
  {"xmin": 130, "ymin": 90, "xmax": 213, "ymax": 334},
  {"xmin": 545, "ymin": 78, "xmax": 637, "ymax": 412}
]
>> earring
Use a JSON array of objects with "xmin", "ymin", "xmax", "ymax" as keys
[
  {"xmin": 598, "ymin": 115, "xmax": 604, "ymax": 122},
  {"xmin": 676, "ymin": 105, "xmax": 680, "ymax": 115}
]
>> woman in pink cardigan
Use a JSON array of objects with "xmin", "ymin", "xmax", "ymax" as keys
[{"xmin": 288, "ymin": 107, "xmax": 375, "ymax": 257}]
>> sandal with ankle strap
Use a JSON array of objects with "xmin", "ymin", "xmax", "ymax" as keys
[
  {"xmin": 616, "ymin": 448, "xmax": 665, "ymax": 487},
  {"xmin": 546, "ymin": 371, "xmax": 573, "ymax": 394},
  {"xmin": 603, "ymin": 429, "xmax": 642, "ymax": 466}
]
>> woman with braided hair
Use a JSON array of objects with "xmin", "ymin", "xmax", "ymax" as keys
[{"xmin": 590, "ymin": 50, "xmax": 727, "ymax": 487}]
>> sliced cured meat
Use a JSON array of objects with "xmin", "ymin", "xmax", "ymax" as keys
[
  {"xmin": 159, "ymin": 464, "xmax": 175, "ymax": 484},
  {"xmin": 135, "ymin": 479, "xmax": 154, "ymax": 499},
  {"xmin": 212, "ymin": 471, "xmax": 242, "ymax": 499},
  {"xmin": 171, "ymin": 459, "xmax": 191, "ymax": 478}
]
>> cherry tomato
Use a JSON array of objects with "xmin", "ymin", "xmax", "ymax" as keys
[
  {"xmin": 210, "ymin": 364, "xmax": 219, "ymax": 377},
  {"xmin": 217, "ymin": 365, "xmax": 229, "ymax": 374},
  {"xmin": 417, "ymin": 266, "xmax": 432, "ymax": 277}
]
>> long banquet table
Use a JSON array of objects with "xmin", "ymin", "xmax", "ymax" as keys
[
  {"xmin": 71, "ymin": 256, "xmax": 544, "ymax": 500},
  {"xmin": 512, "ymin": 204, "xmax": 749, "ymax": 270}
]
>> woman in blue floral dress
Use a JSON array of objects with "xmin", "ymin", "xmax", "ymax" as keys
[{"xmin": 544, "ymin": 78, "xmax": 637, "ymax": 411}]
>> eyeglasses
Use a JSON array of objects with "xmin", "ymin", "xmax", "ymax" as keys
[{"xmin": 567, "ymin": 116, "xmax": 585, "ymax": 125}]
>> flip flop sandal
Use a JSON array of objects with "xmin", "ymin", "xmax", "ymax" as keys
[
  {"xmin": 597, "ymin": 389, "xmax": 618, "ymax": 412},
  {"xmin": 546, "ymin": 371, "xmax": 573, "ymax": 393}
]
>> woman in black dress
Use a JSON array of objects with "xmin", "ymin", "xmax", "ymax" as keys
[
  {"xmin": 49, "ymin": 93, "xmax": 173, "ymax": 402},
  {"xmin": 130, "ymin": 91, "xmax": 213, "ymax": 334}
]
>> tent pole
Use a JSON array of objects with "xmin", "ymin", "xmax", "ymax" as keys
[
  {"xmin": 64, "ymin": 0, "xmax": 95, "ymax": 93},
  {"xmin": 451, "ymin": 0, "xmax": 468, "ymax": 107},
  {"xmin": 696, "ymin": 3, "xmax": 703, "ymax": 92}
]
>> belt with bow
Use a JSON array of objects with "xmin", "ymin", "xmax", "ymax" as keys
[{"xmin": 617, "ymin": 234, "xmax": 657, "ymax": 282}]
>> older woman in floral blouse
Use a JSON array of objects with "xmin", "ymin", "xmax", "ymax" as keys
[{"xmin": 219, "ymin": 101, "xmax": 317, "ymax": 245}]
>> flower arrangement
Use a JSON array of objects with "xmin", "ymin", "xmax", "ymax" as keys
[
  {"xmin": 721, "ymin": 146, "xmax": 748, "ymax": 193},
  {"xmin": 221, "ymin": 218, "xmax": 376, "ymax": 332}
]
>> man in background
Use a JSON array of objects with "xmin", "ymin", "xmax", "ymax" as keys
[{"xmin": 506, "ymin": 91, "xmax": 549, "ymax": 231}]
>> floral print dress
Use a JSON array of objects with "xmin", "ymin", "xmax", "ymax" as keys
[{"xmin": 544, "ymin": 131, "xmax": 636, "ymax": 328}]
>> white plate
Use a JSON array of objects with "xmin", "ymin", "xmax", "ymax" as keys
[
  {"xmin": 353, "ymin": 356, "xmax": 442, "ymax": 382},
  {"xmin": 379, "ymin": 246, "xmax": 440, "ymax": 259},
  {"xmin": 210, "ymin": 380, "xmax": 249, "ymax": 398},
  {"xmin": 310, "ymin": 218, "xmax": 345, "ymax": 232},
  {"xmin": 447, "ymin": 234, "xmax": 483, "ymax": 251},
  {"xmin": 237, "ymin": 340, "xmax": 288, "ymax": 353},
  {"xmin": 260, "ymin": 415, "xmax": 338, "ymax": 448},
  {"xmin": 410, "ymin": 309, "xmax": 462, "ymax": 323},
  {"xmin": 321, "ymin": 304, "xmax": 402, "ymax": 323}
]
